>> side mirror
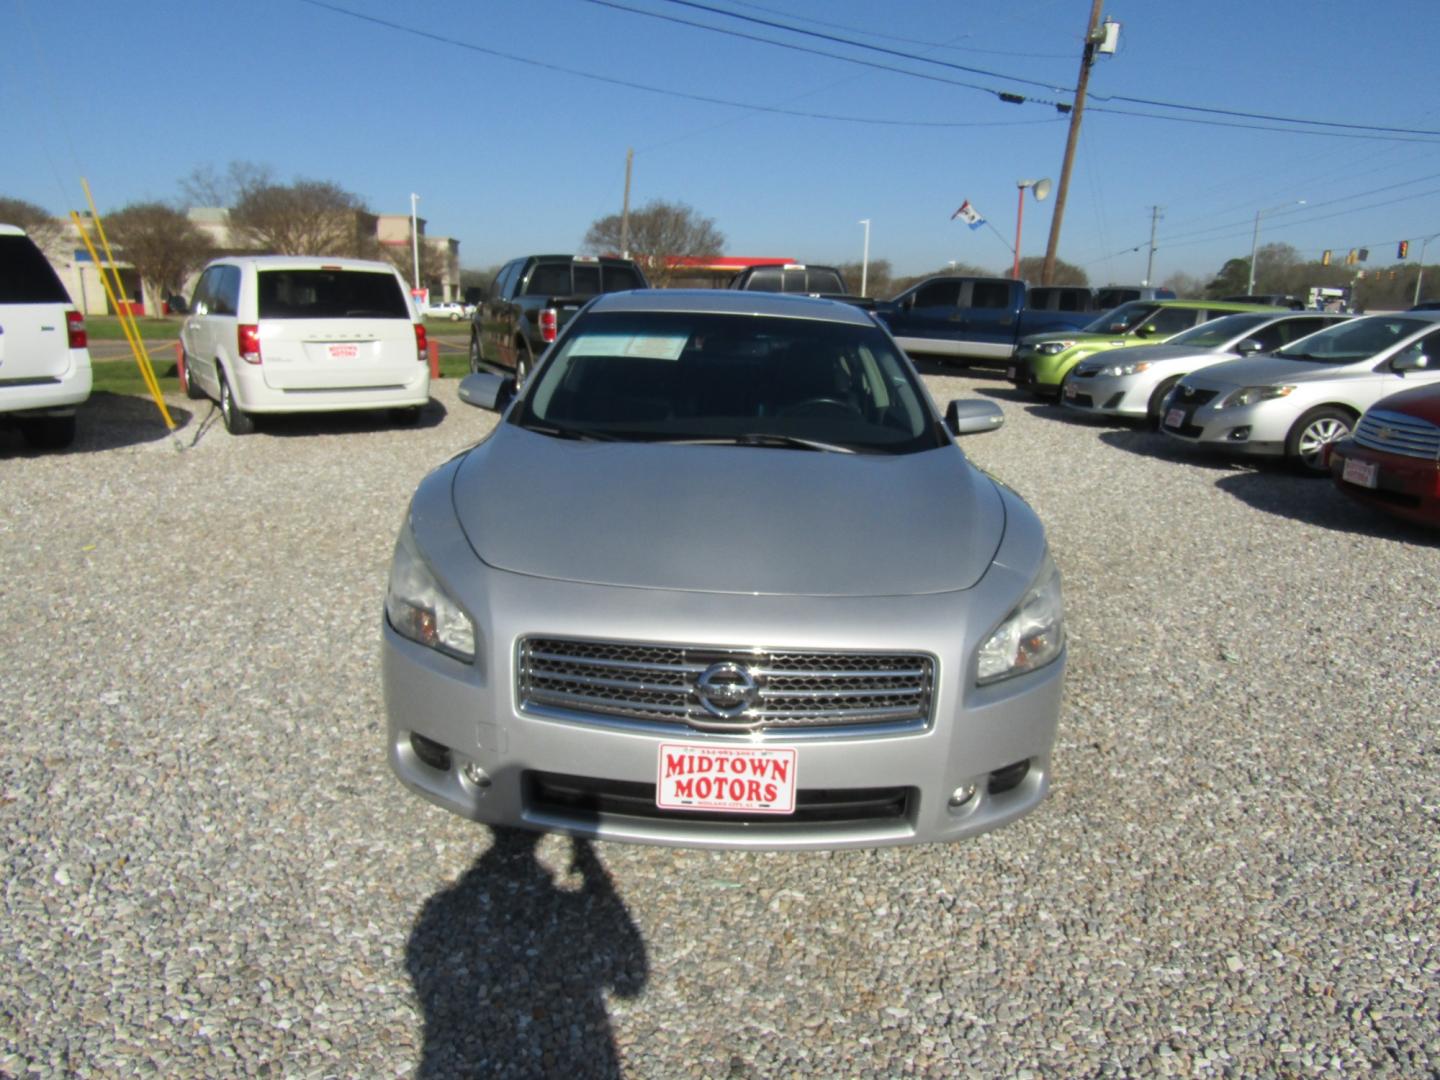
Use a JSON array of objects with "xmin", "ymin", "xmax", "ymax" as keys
[
  {"xmin": 944, "ymin": 399, "xmax": 1005, "ymax": 436},
  {"xmin": 1392, "ymin": 351, "xmax": 1430, "ymax": 373},
  {"xmin": 1135, "ymin": 323, "xmax": 1159, "ymax": 338},
  {"xmin": 458, "ymin": 371, "xmax": 516, "ymax": 412},
  {"xmin": 1235, "ymin": 337, "xmax": 1264, "ymax": 355},
  {"xmin": 167, "ymin": 295, "xmax": 190, "ymax": 316}
]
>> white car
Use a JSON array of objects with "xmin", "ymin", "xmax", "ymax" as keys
[
  {"xmin": 178, "ymin": 256, "xmax": 430, "ymax": 435},
  {"xmin": 1062, "ymin": 311, "xmax": 1348, "ymax": 425},
  {"xmin": 424, "ymin": 301, "xmax": 469, "ymax": 321},
  {"xmin": 1160, "ymin": 312, "xmax": 1440, "ymax": 473},
  {"xmin": 0, "ymin": 224, "xmax": 92, "ymax": 448}
]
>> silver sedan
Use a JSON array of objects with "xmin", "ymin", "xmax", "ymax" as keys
[
  {"xmin": 382, "ymin": 290, "xmax": 1066, "ymax": 849},
  {"xmin": 1160, "ymin": 312, "xmax": 1440, "ymax": 473},
  {"xmin": 1061, "ymin": 311, "xmax": 1348, "ymax": 425}
]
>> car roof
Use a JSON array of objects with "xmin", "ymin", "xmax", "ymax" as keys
[
  {"xmin": 1149, "ymin": 300, "xmax": 1285, "ymax": 311},
  {"xmin": 0, "ymin": 224, "xmax": 29, "ymax": 237},
  {"xmin": 206, "ymin": 255, "xmax": 402, "ymax": 272},
  {"xmin": 586, "ymin": 288, "xmax": 877, "ymax": 326}
]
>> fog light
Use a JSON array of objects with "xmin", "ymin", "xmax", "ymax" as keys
[
  {"xmin": 461, "ymin": 762, "xmax": 492, "ymax": 789},
  {"xmin": 948, "ymin": 783, "xmax": 977, "ymax": 808},
  {"xmin": 1227, "ymin": 426, "xmax": 1251, "ymax": 442},
  {"xmin": 409, "ymin": 733, "xmax": 451, "ymax": 771}
]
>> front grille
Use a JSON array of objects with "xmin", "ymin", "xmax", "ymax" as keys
[
  {"xmin": 1353, "ymin": 409, "xmax": 1440, "ymax": 461},
  {"xmin": 518, "ymin": 637, "xmax": 934, "ymax": 733},
  {"xmin": 526, "ymin": 771, "xmax": 914, "ymax": 827},
  {"xmin": 1174, "ymin": 386, "xmax": 1218, "ymax": 407}
]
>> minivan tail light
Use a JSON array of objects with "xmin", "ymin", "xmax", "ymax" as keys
[
  {"xmin": 414, "ymin": 322, "xmax": 428, "ymax": 363},
  {"xmin": 238, "ymin": 324, "xmax": 262, "ymax": 365},
  {"xmin": 540, "ymin": 308, "xmax": 558, "ymax": 343},
  {"xmin": 65, "ymin": 310, "xmax": 87, "ymax": 348}
]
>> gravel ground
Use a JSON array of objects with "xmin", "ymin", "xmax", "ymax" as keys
[{"xmin": 1, "ymin": 369, "xmax": 1436, "ymax": 1078}]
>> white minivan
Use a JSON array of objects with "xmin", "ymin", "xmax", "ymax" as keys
[
  {"xmin": 179, "ymin": 256, "xmax": 430, "ymax": 434},
  {"xmin": 0, "ymin": 224, "xmax": 92, "ymax": 449}
]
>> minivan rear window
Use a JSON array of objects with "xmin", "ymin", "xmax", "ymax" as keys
[
  {"xmin": 256, "ymin": 269, "xmax": 409, "ymax": 319},
  {"xmin": 0, "ymin": 234, "xmax": 72, "ymax": 304}
]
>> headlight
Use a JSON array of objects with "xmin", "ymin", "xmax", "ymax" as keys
[
  {"xmin": 1219, "ymin": 384, "xmax": 1294, "ymax": 408},
  {"xmin": 1037, "ymin": 341, "xmax": 1075, "ymax": 355},
  {"xmin": 385, "ymin": 521, "xmax": 476, "ymax": 661},
  {"xmin": 1106, "ymin": 360, "xmax": 1151, "ymax": 377},
  {"xmin": 977, "ymin": 552, "xmax": 1065, "ymax": 685}
]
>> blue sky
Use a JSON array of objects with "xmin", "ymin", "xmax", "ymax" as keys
[{"xmin": 7, "ymin": 0, "xmax": 1439, "ymax": 286}]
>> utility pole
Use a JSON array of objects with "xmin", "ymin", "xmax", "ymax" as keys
[
  {"xmin": 1145, "ymin": 206, "xmax": 1163, "ymax": 286},
  {"xmin": 621, "ymin": 148, "xmax": 634, "ymax": 258},
  {"xmin": 1041, "ymin": 0, "xmax": 1107, "ymax": 286}
]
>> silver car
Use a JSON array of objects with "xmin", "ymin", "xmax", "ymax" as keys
[
  {"xmin": 1160, "ymin": 312, "xmax": 1440, "ymax": 473},
  {"xmin": 1062, "ymin": 311, "xmax": 1348, "ymax": 425},
  {"xmin": 382, "ymin": 291, "xmax": 1066, "ymax": 849}
]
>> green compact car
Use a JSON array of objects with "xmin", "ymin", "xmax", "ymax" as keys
[{"xmin": 1008, "ymin": 300, "xmax": 1283, "ymax": 399}]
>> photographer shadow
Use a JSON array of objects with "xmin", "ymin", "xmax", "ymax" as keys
[{"xmin": 407, "ymin": 828, "xmax": 648, "ymax": 1079}]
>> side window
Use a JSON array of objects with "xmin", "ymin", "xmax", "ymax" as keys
[
  {"xmin": 747, "ymin": 267, "xmax": 782, "ymax": 291},
  {"xmin": 1258, "ymin": 317, "xmax": 1328, "ymax": 350},
  {"xmin": 1411, "ymin": 330, "xmax": 1440, "ymax": 369},
  {"xmin": 1147, "ymin": 307, "xmax": 1201, "ymax": 335},
  {"xmin": 912, "ymin": 280, "xmax": 960, "ymax": 309},
  {"xmin": 526, "ymin": 263, "xmax": 572, "ymax": 297},
  {"xmin": 211, "ymin": 266, "xmax": 241, "ymax": 316},
  {"xmin": 191, "ymin": 268, "xmax": 216, "ymax": 314},
  {"xmin": 968, "ymin": 281, "xmax": 1011, "ymax": 310},
  {"xmin": 604, "ymin": 266, "xmax": 643, "ymax": 292}
]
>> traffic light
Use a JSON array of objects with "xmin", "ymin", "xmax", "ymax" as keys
[
  {"xmin": 1358, "ymin": 248, "xmax": 1369, "ymax": 262},
  {"xmin": 1399, "ymin": 240, "xmax": 1410, "ymax": 259},
  {"xmin": 1321, "ymin": 250, "xmax": 1331, "ymax": 266},
  {"xmin": 1346, "ymin": 249, "xmax": 1357, "ymax": 265}
]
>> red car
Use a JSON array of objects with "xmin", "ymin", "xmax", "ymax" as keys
[{"xmin": 1327, "ymin": 382, "xmax": 1440, "ymax": 528}]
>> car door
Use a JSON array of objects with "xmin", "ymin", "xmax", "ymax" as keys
[
  {"xmin": 182, "ymin": 268, "xmax": 219, "ymax": 394},
  {"xmin": 958, "ymin": 280, "xmax": 1019, "ymax": 360},
  {"xmin": 483, "ymin": 260, "xmax": 519, "ymax": 367},
  {"xmin": 893, "ymin": 279, "xmax": 962, "ymax": 345}
]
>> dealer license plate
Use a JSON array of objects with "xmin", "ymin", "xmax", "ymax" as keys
[
  {"xmin": 1006, "ymin": 365, "xmax": 1016, "ymax": 380},
  {"xmin": 656, "ymin": 743, "xmax": 797, "ymax": 814},
  {"xmin": 1064, "ymin": 382, "xmax": 1078, "ymax": 399},
  {"xmin": 1342, "ymin": 456, "xmax": 1378, "ymax": 489},
  {"xmin": 328, "ymin": 344, "xmax": 359, "ymax": 359},
  {"xmin": 1164, "ymin": 407, "xmax": 1186, "ymax": 430}
]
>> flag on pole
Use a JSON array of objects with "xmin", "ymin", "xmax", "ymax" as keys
[{"xmin": 951, "ymin": 200, "xmax": 984, "ymax": 230}]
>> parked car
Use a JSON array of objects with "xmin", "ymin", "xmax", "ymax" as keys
[
  {"xmin": 0, "ymin": 224, "xmax": 91, "ymax": 449},
  {"xmin": 424, "ymin": 300, "xmax": 469, "ymax": 321},
  {"xmin": 728, "ymin": 263, "xmax": 851, "ymax": 296},
  {"xmin": 383, "ymin": 290, "xmax": 1066, "ymax": 849},
  {"xmin": 1326, "ymin": 383, "xmax": 1440, "ymax": 528},
  {"xmin": 1159, "ymin": 312, "xmax": 1440, "ymax": 474},
  {"xmin": 1220, "ymin": 293, "xmax": 1307, "ymax": 310},
  {"xmin": 1009, "ymin": 300, "xmax": 1283, "ymax": 399},
  {"xmin": 470, "ymin": 254, "xmax": 648, "ymax": 384},
  {"xmin": 178, "ymin": 256, "xmax": 430, "ymax": 435},
  {"xmin": 1092, "ymin": 285, "xmax": 1176, "ymax": 309},
  {"xmin": 1061, "ymin": 311, "xmax": 1350, "ymax": 425}
]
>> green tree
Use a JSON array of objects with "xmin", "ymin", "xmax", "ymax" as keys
[
  {"xmin": 0, "ymin": 196, "xmax": 65, "ymax": 253},
  {"xmin": 105, "ymin": 203, "xmax": 215, "ymax": 313},
  {"xmin": 583, "ymin": 199, "xmax": 724, "ymax": 287},
  {"xmin": 1205, "ymin": 257, "xmax": 1252, "ymax": 298}
]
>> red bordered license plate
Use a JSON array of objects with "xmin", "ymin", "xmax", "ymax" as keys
[
  {"xmin": 1164, "ymin": 407, "xmax": 1186, "ymax": 429},
  {"xmin": 329, "ymin": 344, "xmax": 359, "ymax": 359},
  {"xmin": 656, "ymin": 743, "xmax": 798, "ymax": 814},
  {"xmin": 1064, "ymin": 382, "xmax": 1078, "ymax": 399},
  {"xmin": 1342, "ymin": 456, "xmax": 1378, "ymax": 489}
]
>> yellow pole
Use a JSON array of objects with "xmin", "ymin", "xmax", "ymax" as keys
[{"xmin": 69, "ymin": 210, "xmax": 177, "ymax": 431}]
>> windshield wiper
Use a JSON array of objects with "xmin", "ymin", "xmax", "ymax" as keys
[
  {"xmin": 660, "ymin": 433, "xmax": 858, "ymax": 454},
  {"xmin": 523, "ymin": 422, "xmax": 621, "ymax": 442}
]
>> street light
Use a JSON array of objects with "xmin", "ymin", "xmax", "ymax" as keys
[
  {"xmin": 858, "ymin": 219, "xmax": 871, "ymax": 297},
  {"xmin": 1013, "ymin": 179, "xmax": 1052, "ymax": 280},
  {"xmin": 1247, "ymin": 199, "xmax": 1305, "ymax": 294}
]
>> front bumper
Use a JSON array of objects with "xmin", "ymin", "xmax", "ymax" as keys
[
  {"xmin": 1158, "ymin": 390, "xmax": 1289, "ymax": 458},
  {"xmin": 1328, "ymin": 437, "xmax": 1440, "ymax": 528},
  {"xmin": 1061, "ymin": 370, "xmax": 1152, "ymax": 418}
]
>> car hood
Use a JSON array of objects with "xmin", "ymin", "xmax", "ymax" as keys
[
  {"xmin": 1186, "ymin": 355, "xmax": 1365, "ymax": 389},
  {"xmin": 1077, "ymin": 343, "xmax": 1223, "ymax": 370},
  {"xmin": 1368, "ymin": 382, "xmax": 1440, "ymax": 423},
  {"xmin": 451, "ymin": 426, "xmax": 1005, "ymax": 596},
  {"xmin": 1024, "ymin": 330, "xmax": 1125, "ymax": 346}
]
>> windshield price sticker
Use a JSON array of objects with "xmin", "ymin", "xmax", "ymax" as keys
[
  {"xmin": 572, "ymin": 333, "xmax": 687, "ymax": 361},
  {"xmin": 657, "ymin": 743, "xmax": 798, "ymax": 814}
]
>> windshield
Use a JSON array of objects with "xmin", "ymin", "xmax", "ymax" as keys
[
  {"xmin": 1273, "ymin": 316, "xmax": 1430, "ymax": 364},
  {"xmin": 515, "ymin": 310, "xmax": 946, "ymax": 454},
  {"xmin": 1081, "ymin": 301, "xmax": 1160, "ymax": 333},
  {"xmin": 1165, "ymin": 313, "xmax": 1272, "ymax": 349}
]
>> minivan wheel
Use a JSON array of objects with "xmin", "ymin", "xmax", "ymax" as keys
[
  {"xmin": 179, "ymin": 351, "xmax": 205, "ymax": 400},
  {"xmin": 468, "ymin": 333, "xmax": 483, "ymax": 374},
  {"xmin": 19, "ymin": 415, "xmax": 76, "ymax": 450},
  {"xmin": 219, "ymin": 373, "xmax": 255, "ymax": 435},
  {"xmin": 1286, "ymin": 406, "xmax": 1351, "ymax": 475}
]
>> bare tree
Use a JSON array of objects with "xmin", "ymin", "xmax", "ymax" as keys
[
  {"xmin": 180, "ymin": 161, "xmax": 274, "ymax": 208},
  {"xmin": 0, "ymin": 196, "xmax": 66, "ymax": 254},
  {"xmin": 1159, "ymin": 271, "xmax": 1204, "ymax": 298},
  {"xmin": 1019, "ymin": 255, "xmax": 1087, "ymax": 286},
  {"xmin": 229, "ymin": 180, "xmax": 376, "ymax": 256},
  {"xmin": 375, "ymin": 235, "xmax": 452, "ymax": 294},
  {"xmin": 105, "ymin": 202, "xmax": 215, "ymax": 313},
  {"xmin": 583, "ymin": 199, "xmax": 724, "ymax": 287},
  {"xmin": 836, "ymin": 258, "xmax": 893, "ymax": 298}
]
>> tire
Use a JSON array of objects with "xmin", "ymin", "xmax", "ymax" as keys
[
  {"xmin": 468, "ymin": 332, "xmax": 483, "ymax": 374},
  {"xmin": 449, "ymin": 312, "xmax": 461, "ymax": 321},
  {"xmin": 390, "ymin": 406, "xmax": 422, "ymax": 426},
  {"xmin": 178, "ymin": 351, "xmax": 205, "ymax": 400},
  {"xmin": 1146, "ymin": 376, "xmax": 1181, "ymax": 430},
  {"xmin": 515, "ymin": 340, "xmax": 534, "ymax": 387},
  {"xmin": 19, "ymin": 415, "xmax": 76, "ymax": 450},
  {"xmin": 219, "ymin": 372, "xmax": 255, "ymax": 436},
  {"xmin": 1285, "ymin": 406, "xmax": 1352, "ymax": 476}
]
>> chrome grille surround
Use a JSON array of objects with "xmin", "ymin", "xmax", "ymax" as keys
[
  {"xmin": 1353, "ymin": 409, "xmax": 1440, "ymax": 461},
  {"xmin": 518, "ymin": 637, "xmax": 935, "ymax": 736}
]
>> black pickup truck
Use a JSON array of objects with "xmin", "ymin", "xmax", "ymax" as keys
[{"xmin": 468, "ymin": 254, "xmax": 648, "ymax": 383}]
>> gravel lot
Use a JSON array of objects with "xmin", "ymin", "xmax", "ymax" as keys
[{"xmin": 2, "ymin": 367, "xmax": 1436, "ymax": 1078}]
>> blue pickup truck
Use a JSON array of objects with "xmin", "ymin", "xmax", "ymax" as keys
[{"xmin": 873, "ymin": 277, "xmax": 1171, "ymax": 363}]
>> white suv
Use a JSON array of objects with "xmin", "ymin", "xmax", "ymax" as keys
[
  {"xmin": 0, "ymin": 224, "xmax": 92, "ymax": 449},
  {"xmin": 178, "ymin": 256, "xmax": 430, "ymax": 435}
]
